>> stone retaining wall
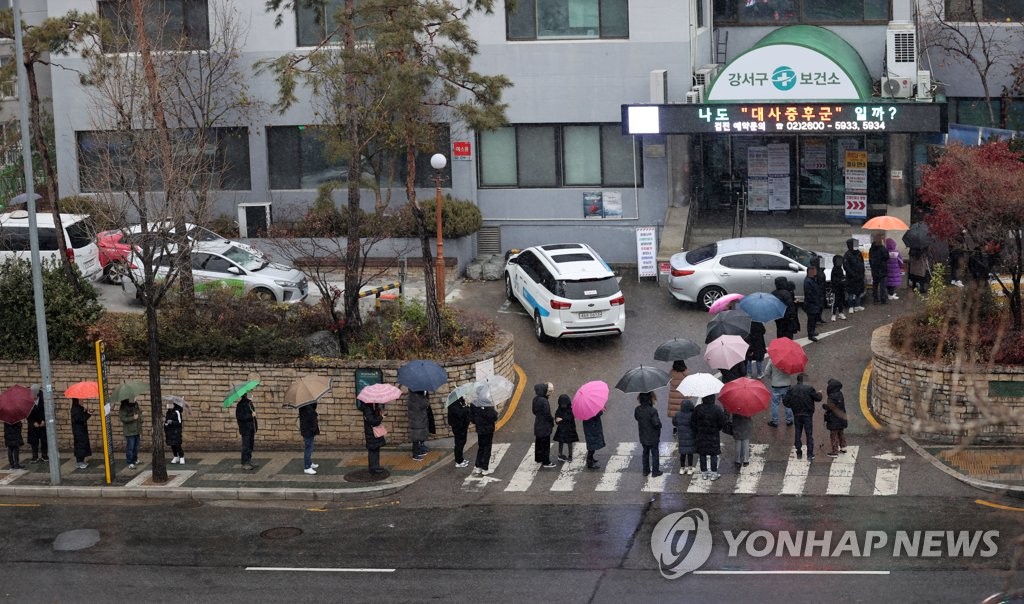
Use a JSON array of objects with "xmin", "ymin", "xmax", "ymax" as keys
[
  {"xmin": 0, "ymin": 331, "xmax": 514, "ymax": 454},
  {"xmin": 870, "ymin": 324, "xmax": 1024, "ymax": 444}
]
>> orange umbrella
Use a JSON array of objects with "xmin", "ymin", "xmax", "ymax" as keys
[
  {"xmin": 64, "ymin": 381, "xmax": 100, "ymax": 399},
  {"xmin": 862, "ymin": 215, "xmax": 909, "ymax": 231}
]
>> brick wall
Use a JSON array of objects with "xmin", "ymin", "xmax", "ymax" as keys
[
  {"xmin": 870, "ymin": 324, "xmax": 1024, "ymax": 444},
  {"xmin": 1, "ymin": 331, "xmax": 514, "ymax": 453}
]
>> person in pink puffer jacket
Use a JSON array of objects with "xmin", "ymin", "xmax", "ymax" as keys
[{"xmin": 885, "ymin": 238, "xmax": 904, "ymax": 300}]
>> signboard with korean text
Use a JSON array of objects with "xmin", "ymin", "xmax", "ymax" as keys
[
  {"xmin": 844, "ymin": 194, "xmax": 867, "ymax": 218},
  {"xmin": 636, "ymin": 227, "xmax": 657, "ymax": 279},
  {"xmin": 452, "ymin": 141, "xmax": 472, "ymax": 160},
  {"xmin": 747, "ymin": 146, "xmax": 769, "ymax": 212},
  {"xmin": 844, "ymin": 150, "xmax": 868, "ymax": 189},
  {"xmin": 767, "ymin": 143, "xmax": 791, "ymax": 211},
  {"xmin": 707, "ymin": 45, "xmax": 858, "ymax": 101},
  {"xmin": 622, "ymin": 102, "xmax": 947, "ymax": 135}
]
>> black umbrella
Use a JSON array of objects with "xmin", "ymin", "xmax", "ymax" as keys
[
  {"xmin": 902, "ymin": 222, "xmax": 932, "ymax": 250},
  {"xmin": 397, "ymin": 360, "xmax": 448, "ymax": 392},
  {"xmin": 653, "ymin": 338, "xmax": 702, "ymax": 362},
  {"xmin": 615, "ymin": 366, "xmax": 671, "ymax": 394},
  {"xmin": 705, "ymin": 309, "xmax": 752, "ymax": 343}
]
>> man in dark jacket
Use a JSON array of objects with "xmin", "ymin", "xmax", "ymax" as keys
[
  {"xmin": 27, "ymin": 387, "xmax": 47, "ymax": 463},
  {"xmin": 772, "ymin": 276, "xmax": 798, "ymax": 339},
  {"xmin": 299, "ymin": 402, "xmax": 320, "ymax": 474},
  {"xmin": 407, "ymin": 391, "xmax": 431, "ymax": 461},
  {"xmin": 843, "ymin": 238, "xmax": 866, "ymax": 311},
  {"xmin": 447, "ymin": 396, "xmax": 471, "ymax": 468},
  {"xmin": 803, "ymin": 265, "xmax": 824, "ymax": 341},
  {"xmin": 868, "ymin": 233, "xmax": 889, "ymax": 304},
  {"xmin": 470, "ymin": 399, "xmax": 498, "ymax": 475},
  {"xmin": 532, "ymin": 383, "xmax": 556, "ymax": 468},
  {"xmin": 783, "ymin": 373, "xmax": 822, "ymax": 461},
  {"xmin": 634, "ymin": 392, "xmax": 662, "ymax": 477},
  {"xmin": 236, "ymin": 394, "xmax": 257, "ymax": 470}
]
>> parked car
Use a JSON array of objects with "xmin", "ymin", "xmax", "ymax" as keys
[
  {"xmin": 123, "ymin": 240, "xmax": 307, "ymax": 304},
  {"xmin": 668, "ymin": 237, "xmax": 836, "ymax": 310},
  {"xmin": 0, "ymin": 210, "xmax": 102, "ymax": 281},
  {"xmin": 504, "ymin": 243, "xmax": 625, "ymax": 341}
]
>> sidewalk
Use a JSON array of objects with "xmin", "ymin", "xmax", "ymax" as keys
[{"xmin": 907, "ymin": 438, "xmax": 1024, "ymax": 497}]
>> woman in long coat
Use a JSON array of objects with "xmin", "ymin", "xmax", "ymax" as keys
[
  {"xmin": 843, "ymin": 238, "xmax": 866, "ymax": 310},
  {"xmin": 406, "ymin": 391, "xmax": 431, "ymax": 460},
  {"xmin": 70, "ymin": 398, "xmax": 92, "ymax": 469},
  {"xmin": 885, "ymin": 238, "xmax": 904, "ymax": 299},
  {"xmin": 362, "ymin": 402, "xmax": 387, "ymax": 475},
  {"xmin": 531, "ymin": 383, "xmax": 555, "ymax": 467},
  {"xmin": 672, "ymin": 399, "xmax": 697, "ymax": 474},
  {"xmin": 582, "ymin": 410, "xmax": 606, "ymax": 470},
  {"xmin": 690, "ymin": 395, "xmax": 727, "ymax": 480},
  {"xmin": 744, "ymin": 321, "xmax": 767, "ymax": 378},
  {"xmin": 553, "ymin": 394, "xmax": 579, "ymax": 462},
  {"xmin": 164, "ymin": 400, "xmax": 185, "ymax": 464},
  {"xmin": 666, "ymin": 360, "xmax": 688, "ymax": 419}
]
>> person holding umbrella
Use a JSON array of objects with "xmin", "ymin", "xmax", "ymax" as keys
[
  {"xmin": 448, "ymin": 395, "xmax": 471, "ymax": 469},
  {"xmin": 582, "ymin": 410, "xmax": 606, "ymax": 470},
  {"xmin": 744, "ymin": 322, "xmax": 766, "ymax": 378},
  {"xmin": 634, "ymin": 392, "xmax": 662, "ymax": 477},
  {"xmin": 118, "ymin": 398, "xmax": 143, "ymax": 469},
  {"xmin": 908, "ymin": 247, "xmax": 931, "ymax": 295},
  {"xmin": 470, "ymin": 386, "xmax": 498, "ymax": 475},
  {"xmin": 407, "ymin": 391, "xmax": 431, "ymax": 461},
  {"xmin": 572, "ymin": 381, "xmax": 609, "ymax": 470},
  {"xmin": 361, "ymin": 401, "xmax": 387, "ymax": 475},
  {"xmin": 690, "ymin": 394, "xmax": 727, "ymax": 480},
  {"xmin": 666, "ymin": 360, "xmax": 689, "ymax": 422},
  {"xmin": 763, "ymin": 357, "xmax": 795, "ymax": 427},
  {"xmin": 869, "ymin": 232, "xmax": 889, "ymax": 304},
  {"xmin": 4, "ymin": 417, "xmax": 23, "ymax": 470},
  {"xmin": 299, "ymin": 402, "xmax": 321, "ymax": 475},
  {"xmin": 771, "ymin": 277, "xmax": 798, "ymax": 339},
  {"xmin": 236, "ymin": 393, "xmax": 258, "ymax": 470},
  {"xmin": 532, "ymin": 383, "xmax": 556, "ymax": 469},
  {"xmin": 70, "ymin": 398, "xmax": 92, "ymax": 470}
]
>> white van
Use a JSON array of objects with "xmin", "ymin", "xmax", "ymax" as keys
[{"xmin": 0, "ymin": 210, "xmax": 103, "ymax": 281}]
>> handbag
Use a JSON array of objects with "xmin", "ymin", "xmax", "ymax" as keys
[
  {"xmin": 722, "ymin": 420, "xmax": 734, "ymax": 436},
  {"xmin": 372, "ymin": 424, "xmax": 388, "ymax": 438}
]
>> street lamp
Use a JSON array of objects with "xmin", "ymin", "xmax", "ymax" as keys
[{"xmin": 430, "ymin": 153, "xmax": 447, "ymax": 306}]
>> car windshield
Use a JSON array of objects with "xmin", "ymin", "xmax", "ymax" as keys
[
  {"xmin": 557, "ymin": 277, "xmax": 620, "ymax": 300},
  {"xmin": 186, "ymin": 225, "xmax": 224, "ymax": 243},
  {"xmin": 222, "ymin": 245, "xmax": 264, "ymax": 271},
  {"xmin": 779, "ymin": 241, "xmax": 815, "ymax": 267},
  {"xmin": 685, "ymin": 243, "xmax": 717, "ymax": 265}
]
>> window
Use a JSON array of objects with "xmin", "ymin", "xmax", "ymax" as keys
[
  {"xmin": 201, "ymin": 254, "xmax": 234, "ymax": 274},
  {"xmin": 297, "ymin": 0, "xmax": 344, "ymax": 46},
  {"xmin": 478, "ymin": 124, "xmax": 642, "ymax": 188},
  {"xmin": 714, "ymin": 0, "xmax": 888, "ymax": 24},
  {"xmin": 99, "ymin": 0, "xmax": 210, "ymax": 52},
  {"xmin": 696, "ymin": 0, "xmax": 705, "ymax": 28},
  {"xmin": 507, "ymin": 0, "xmax": 628, "ymax": 40},
  {"xmin": 77, "ymin": 127, "xmax": 251, "ymax": 192},
  {"xmin": 0, "ymin": 56, "xmax": 16, "ymax": 99},
  {"xmin": 754, "ymin": 254, "xmax": 794, "ymax": 271},
  {"xmin": 720, "ymin": 254, "xmax": 758, "ymax": 269},
  {"xmin": 266, "ymin": 125, "xmax": 450, "ymax": 190},
  {"xmin": 949, "ymin": 97, "xmax": 1024, "ymax": 129},
  {"xmin": 946, "ymin": 0, "xmax": 1024, "ymax": 21}
]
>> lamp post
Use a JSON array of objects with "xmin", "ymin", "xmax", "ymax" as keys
[{"xmin": 430, "ymin": 153, "xmax": 447, "ymax": 306}]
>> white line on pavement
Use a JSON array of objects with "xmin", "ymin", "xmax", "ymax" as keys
[
  {"xmin": 461, "ymin": 442, "xmax": 510, "ymax": 491},
  {"xmin": 873, "ymin": 466, "xmax": 900, "ymax": 496},
  {"xmin": 826, "ymin": 445, "xmax": 859, "ymax": 495},
  {"xmin": 505, "ymin": 444, "xmax": 539, "ymax": 492},
  {"xmin": 642, "ymin": 442, "xmax": 677, "ymax": 492},
  {"xmin": 595, "ymin": 442, "xmax": 638, "ymax": 492},
  {"xmin": 695, "ymin": 570, "xmax": 889, "ymax": 575},
  {"xmin": 780, "ymin": 448, "xmax": 810, "ymax": 495},
  {"xmin": 246, "ymin": 567, "xmax": 396, "ymax": 572},
  {"xmin": 550, "ymin": 443, "xmax": 587, "ymax": 492},
  {"xmin": 733, "ymin": 443, "xmax": 768, "ymax": 494}
]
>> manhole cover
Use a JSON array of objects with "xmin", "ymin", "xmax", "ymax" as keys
[
  {"xmin": 54, "ymin": 528, "xmax": 100, "ymax": 551},
  {"xmin": 260, "ymin": 527, "xmax": 304, "ymax": 540},
  {"xmin": 175, "ymin": 500, "xmax": 203, "ymax": 509},
  {"xmin": 345, "ymin": 469, "xmax": 391, "ymax": 483}
]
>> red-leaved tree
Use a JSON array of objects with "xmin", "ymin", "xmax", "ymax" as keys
[{"xmin": 918, "ymin": 142, "xmax": 1024, "ymax": 330}]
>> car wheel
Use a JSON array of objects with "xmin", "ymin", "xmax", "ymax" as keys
[
  {"xmin": 250, "ymin": 287, "xmax": 276, "ymax": 302},
  {"xmin": 505, "ymin": 274, "xmax": 514, "ymax": 301},
  {"xmin": 105, "ymin": 262, "xmax": 129, "ymax": 286},
  {"xmin": 534, "ymin": 312, "xmax": 550, "ymax": 342},
  {"xmin": 698, "ymin": 286, "xmax": 726, "ymax": 311}
]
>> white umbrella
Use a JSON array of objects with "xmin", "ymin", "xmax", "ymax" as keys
[
  {"xmin": 471, "ymin": 375, "xmax": 515, "ymax": 407},
  {"xmin": 677, "ymin": 372, "xmax": 724, "ymax": 398}
]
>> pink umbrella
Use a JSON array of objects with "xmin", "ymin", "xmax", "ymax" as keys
[
  {"xmin": 704, "ymin": 334, "xmax": 749, "ymax": 370},
  {"xmin": 571, "ymin": 380, "xmax": 610, "ymax": 421},
  {"xmin": 356, "ymin": 383, "xmax": 403, "ymax": 405},
  {"xmin": 708, "ymin": 293, "xmax": 745, "ymax": 314}
]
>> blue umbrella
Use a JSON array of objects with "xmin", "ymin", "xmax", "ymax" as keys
[
  {"xmin": 737, "ymin": 292, "xmax": 787, "ymax": 323},
  {"xmin": 397, "ymin": 360, "xmax": 448, "ymax": 392}
]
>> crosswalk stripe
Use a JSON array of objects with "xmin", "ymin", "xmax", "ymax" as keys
[
  {"xmin": 826, "ymin": 445, "xmax": 860, "ymax": 495},
  {"xmin": 461, "ymin": 442, "xmax": 510, "ymax": 491},
  {"xmin": 505, "ymin": 444, "xmax": 540, "ymax": 492},
  {"xmin": 873, "ymin": 466, "xmax": 900, "ymax": 496},
  {"xmin": 687, "ymin": 458, "xmax": 714, "ymax": 493},
  {"xmin": 642, "ymin": 442, "xmax": 677, "ymax": 492},
  {"xmin": 734, "ymin": 444, "xmax": 769, "ymax": 494},
  {"xmin": 780, "ymin": 449, "xmax": 810, "ymax": 495},
  {"xmin": 595, "ymin": 442, "xmax": 638, "ymax": 492},
  {"xmin": 550, "ymin": 443, "xmax": 587, "ymax": 492}
]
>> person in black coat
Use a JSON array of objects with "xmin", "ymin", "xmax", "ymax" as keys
[
  {"xmin": 361, "ymin": 402, "xmax": 387, "ymax": 475},
  {"xmin": 553, "ymin": 394, "xmax": 579, "ymax": 462},
  {"xmin": 634, "ymin": 392, "xmax": 662, "ymax": 477},
  {"xmin": 803, "ymin": 265, "xmax": 824, "ymax": 341},
  {"xmin": 690, "ymin": 394, "xmax": 727, "ymax": 480},
  {"xmin": 70, "ymin": 398, "xmax": 92, "ymax": 469},
  {"xmin": 299, "ymin": 402, "xmax": 321, "ymax": 474},
  {"xmin": 783, "ymin": 373, "xmax": 823, "ymax": 461},
  {"xmin": 823, "ymin": 378, "xmax": 849, "ymax": 457},
  {"xmin": 772, "ymin": 277, "xmax": 797, "ymax": 339},
  {"xmin": 164, "ymin": 400, "xmax": 185, "ymax": 465},
  {"xmin": 868, "ymin": 232, "xmax": 889, "ymax": 304},
  {"xmin": 744, "ymin": 321, "xmax": 767, "ymax": 378},
  {"xmin": 407, "ymin": 390, "xmax": 431, "ymax": 461},
  {"xmin": 829, "ymin": 255, "xmax": 847, "ymax": 322},
  {"xmin": 470, "ymin": 398, "xmax": 498, "ymax": 475},
  {"xmin": 843, "ymin": 238, "xmax": 866, "ymax": 311},
  {"xmin": 27, "ymin": 386, "xmax": 47, "ymax": 463},
  {"xmin": 235, "ymin": 393, "xmax": 258, "ymax": 470},
  {"xmin": 532, "ymin": 383, "xmax": 556, "ymax": 468},
  {"xmin": 447, "ymin": 396, "xmax": 471, "ymax": 468},
  {"xmin": 4, "ymin": 419, "xmax": 24, "ymax": 470},
  {"xmin": 582, "ymin": 410, "xmax": 606, "ymax": 470}
]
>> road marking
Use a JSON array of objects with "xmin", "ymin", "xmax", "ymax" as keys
[
  {"xmin": 461, "ymin": 442, "xmax": 510, "ymax": 491},
  {"xmin": 826, "ymin": 445, "xmax": 859, "ymax": 495},
  {"xmin": 0, "ymin": 502, "xmax": 41, "ymax": 507},
  {"xmin": 733, "ymin": 443, "xmax": 768, "ymax": 494},
  {"xmin": 505, "ymin": 444, "xmax": 540, "ymax": 492},
  {"xmin": 873, "ymin": 466, "xmax": 900, "ymax": 496},
  {"xmin": 550, "ymin": 443, "xmax": 586, "ymax": 492},
  {"xmin": 694, "ymin": 570, "xmax": 889, "ymax": 575},
  {"xmin": 595, "ymin": 442, "xmax": 638, "ymax": 492},
  {"xmin": 494, "ymin": 364, "xmax": 527, "ymax": 432},
  {"xmin": 975, "ymin": 499, "xmax": 1024, "ymax": 512},
  {"xmin": 780, "ymin": 449, "xmax": 809, "ymax": 495},
  {"xmin": 793, "ymin": 326, "xmax": 850, "ymax": 346},
  {"xmin": 642, "ymin": 442, "xmax": 677, "ymax": 492},
  {"xmin": 246, "ymin": 567, "xmax": 396, "ymax": 573},
  {"xmin": 687, "ymin": 459, "xmax": 714, "ymax": 493},
  {"xmin": 859, "ymin": 361, "xmax": 881, "ymax": 430},
  {"xmin": 497, "ymin": 300, "xmax": 526, "ymax": 315}
]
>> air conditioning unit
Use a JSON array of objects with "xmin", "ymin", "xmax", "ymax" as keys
[
  {"xmin": 690, "ymin": 84, "xmax": 706, "ymax": 103},
  {"xmin": 916, "ymin": 69, "xmax": 932, "ymax": 100},
  {"xmin": 881, "ymin": 76, "xmax": 913, "ymax": 99},
  {"xmin": 684, "ymin": 90, "xmax": 700, "ymax": 104},
  {"xmin": 694, "ymin": 64, "xmax": 721, "ymax": 88},
  {"xmin": 886, "ymin": 22, "xmax": 917, "ymax": 81}
]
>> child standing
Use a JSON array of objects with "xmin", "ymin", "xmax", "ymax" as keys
[
  {"xmin": 553, "ymin": 394, "xmax": 579, "ymax": 462},
  {"xmin": 823, "ymin": 379, "xmax": 849, "ymax": 457},
  {"xmin": 673, "ymin": 398, "xmax": 697, "ymax": 474},
  {"xmin": 4, "ymin": 419, "xmax": 24, "ymax": 470},
  {"xmin": 634, "ymin": 392, "xmax": 662, "ymax": 477}
]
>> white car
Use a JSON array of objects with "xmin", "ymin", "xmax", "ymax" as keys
[
  {"xmin": 504, "ymin": 243, "xmax": 625, "ymax": 341},
  {"xmin": 0, "ymin": 210, "xmax": 102, "ymax": 281},
  {"xmin": 124, "ymin": 240, "xmax": 307, "ymax": 303}
]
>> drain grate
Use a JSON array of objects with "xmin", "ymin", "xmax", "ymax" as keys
[
  {"xmin": 345, "ymin": 469, "xmax": 391, "ymax": 483},
  {"xmin": 260, "ymin": 527, "xmax": 304, "ymax": 540}
]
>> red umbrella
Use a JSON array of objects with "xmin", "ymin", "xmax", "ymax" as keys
[
  {"xmin": 0, "ymin": 385, "xmax": 34, "ymax": 425},
  {"xmin": 767, "ymin": 338, "xmax": 808, "ymax": 375},
  {"xmin": 718, "ymin": 378, "xmax": 771, "ymax": 417},
  {"xmin": 64, "ymin": 381, "xmax": 100, "ymax": 399}
]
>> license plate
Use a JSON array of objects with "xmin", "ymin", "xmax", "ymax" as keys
[{"xmin": 578, "ymin": 311, "xmax": 603, "ymax": 319}]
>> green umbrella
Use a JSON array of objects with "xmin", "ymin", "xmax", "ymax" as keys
[
  {"xmin": 111, "ymin": 380, "xmax": 149, "ymax": 402},
  {"xmin": 222, "ymin": 380, "xmax": 261, "ymax": 408}
]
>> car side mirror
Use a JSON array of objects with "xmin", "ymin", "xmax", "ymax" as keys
[
  {"xmin": 789, "ymin": 263, "xmax": 801, "ymax": 272},
  {"xmin": 227, "ymin": 266, "xmax": 242, "ymax": 275}
]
